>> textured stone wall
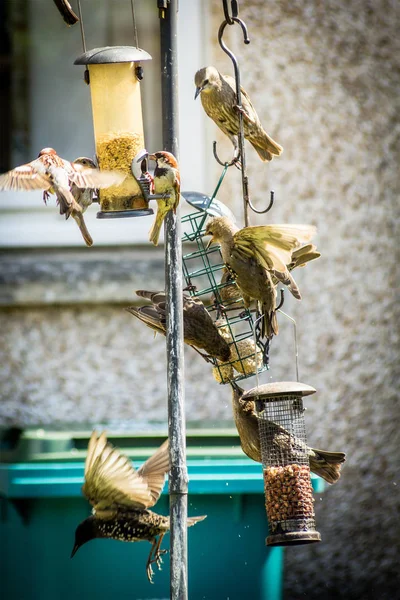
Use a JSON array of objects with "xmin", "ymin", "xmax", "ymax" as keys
[
  {"xmin": 208, "ymin": 0, "xmax": 399, "ymax": 598},
  {"xmin": 0, "ymin": 0, "xmax": 399, "ymax": 598}
]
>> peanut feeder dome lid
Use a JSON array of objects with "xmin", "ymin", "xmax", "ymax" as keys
[
  {"xmin": 74, "ymin": 46, "xmax": 152, "ymax": 65},
  {"xmin": 242, "ymin": 381, "xmax": 316, "ymax": 401}
]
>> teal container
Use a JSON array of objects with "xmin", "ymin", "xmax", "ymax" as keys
[{"xmin": 0, "ymin": 427, "xmax": 325, "ymax": 600}]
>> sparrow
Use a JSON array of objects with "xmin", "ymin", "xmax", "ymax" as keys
[
  {"xmin": 194, "ymin": 66, "xmax": 283, "ymax": 162},
  {"xmin": 69, "ymin": 157, "xmax": 98, "ymax": 247},
  {"xmin": 230, "ymin": 383, "xmax": 346, "ymax": 484},
  {"xmin": 204, "ymin": 216, "xmax": 317, "ymax": 339},
  {"xmin": 0, "ymin": 148, "xmax": 125, "ymax": 246},
  {"xmin": 52, "ymin": 0, "xmax": 79, "ymax": 26},
  {"xmin": 126, "ymin": 290, "xmax": 231, "ymax": 362},
  {"xmin": 148, "ymin": 151, "xmax": 180, "ymax": 246},
  {"xmin": 211, "ymin": 245, "xmax": 321, "ymax": 311},
  {"xmin": 71, "ymin": 431, "xmax": 206, "ymax": 583}
]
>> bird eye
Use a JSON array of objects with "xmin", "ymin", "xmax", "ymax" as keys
[{"xmin": 204, "ymin": 79, "xmax": 209, "ymax": 85}]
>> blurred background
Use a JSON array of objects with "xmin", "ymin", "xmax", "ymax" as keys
[{"xmin": 0, "ymin": 0, "xmax": 399, "ymax": 598}]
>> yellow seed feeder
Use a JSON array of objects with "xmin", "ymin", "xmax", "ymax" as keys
[{"xmin": 75, "ymin": 46, "xmax": 153, "ymax": 218}]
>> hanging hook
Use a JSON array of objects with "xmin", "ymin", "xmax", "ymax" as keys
[
  {"xmin": 212, "ymin": 141, "xmax": 240, "ymax": 168},
  {"xmin": 222, "ymin": 0, "xmax": 239, "ymax": 24},
  {"xmin": 247, "ymin": 190, "xmax": 275, "ymax": 215}
]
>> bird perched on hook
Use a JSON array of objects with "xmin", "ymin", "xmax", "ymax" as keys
[
  {"xmin": 147, "ymin": 151, "xmax": 180, "ymax": 246},
  {"xmin": 126, "ymin": 290, "xmax": 231, "ymax": 362},
  {"xmin": 71, "ymin": 431, "xmax": 206, "ymax": 583},
  {"xmin": 194, "ymin": 66, "xmax": 283, "ymax": 162},
  {"xmin": 230, "ymin": 383, "xmax": 346, "ymax": 484},
  {"xmin": 204, "ymin": 216, "xmax": 317, "ymax": 339},
  {"xmin": 52, "ymin": 0, "xmax": 79, "ymax": 25},
  {"xmin": 0, "ymin": 148, "xmax": 125, "ymax": 247},
  {"xmin": 211, "ymin": 244, "xmax": 321, "ymax": 311}
]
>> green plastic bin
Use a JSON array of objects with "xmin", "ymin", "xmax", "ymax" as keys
[{"xmin": 0, "ymin": 427, "xmax": 325, "ymax": 600}]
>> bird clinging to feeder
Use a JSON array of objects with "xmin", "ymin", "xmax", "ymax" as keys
[
  {"xmin": 204, "ymin": 216, "xmax": 317, "ymax": 339},
  {"xmin": 147, "ymin": 152, "xmax": 181, "ymax": 246},
  {"xmin": 126, "ymin": 290, "xmax": 231, "ymax": 363},
  {"xmin": 230, "ymin": 382, "xmax": 346, "ymax": 484},
  {"xmin": 71, "ymin": 431, "xmax": 206, "ymax": 583},
  {"xmin": 194, "ymin": 66, "xmax": 283, "ymax": 162},
  {"xmin": 0, "ymin": 148, "xmax": 125, "ymax": 246}
]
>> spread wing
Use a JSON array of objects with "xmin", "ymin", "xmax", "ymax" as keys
[
  {"xmin": 137, "ymin": 439, "xmax": 169, "ymax": 506},
  {"xmin": 68, "ymin": 164, "xmax": 126, "ymax": 189},
  {"xmin": 233, "ymin": 225, "xmax": 317, "ymax": 273},
  {"xmin": 82, "ymin": 431, "xmax": 168, "ymax": 511},
  {"xmin": 0, "ymin": 162, "xmax": 51, "ymax": 191}
]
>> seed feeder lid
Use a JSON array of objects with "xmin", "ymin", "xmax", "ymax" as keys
[
  {"xmin": 74, "ymin": 46, "xmax": 152, "ymax": 65},
  {"xmin": 182, "ymin": 191, "xmax": 236, "ymax": 220},
  {"xmin": 242, "ymin": 381, "xmax": 316, "ymax": 401}
]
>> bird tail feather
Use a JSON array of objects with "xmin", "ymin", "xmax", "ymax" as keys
[
  {"xmin": 187, "ymin": 515, "xmax": 207, "ymax": 527},
  {"xmin": 309, "ymin": 449, "xmax": 346, "ymax": 484},
  {"xmin": 250, "ymin": 132, "xmax": 283, "ymax": 162},
  {"xmin": 72, "ymin": 212, "xmax": 93, "ymax": 247}
]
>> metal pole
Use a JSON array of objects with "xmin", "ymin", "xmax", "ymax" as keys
[{"xmin": 159, "ymin": 2, "xmax": 188, "ymax": 599}]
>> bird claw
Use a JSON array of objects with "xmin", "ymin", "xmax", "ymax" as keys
[{"xmin": 42, "ymin": 190, "xmax": 50, "ymax": 205}]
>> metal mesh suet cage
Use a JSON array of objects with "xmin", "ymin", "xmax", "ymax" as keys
[
  {"xmin": 242, "ymin": 382, "xmax": 321, "ymax": 546},
  {"xmin": 181, "ymin": 191, "xmax": 270, "ymax": 384}
]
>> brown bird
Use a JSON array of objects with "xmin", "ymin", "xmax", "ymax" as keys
[
  {"xmin": 148, "ymin": 151, "xmax": 180, "ymax": 246},
  {"xmin": 0, "ymin": 148, "xmax": 125, "ymax": 246},
  {"xmin": 71, "ymin": 431, "xmax": 206, "ymax": 583},
  {"xmin": 211, "ymin": 244, "xmax": 321, "ymax": 310},
  {"xmin": 231, "ymin": 384, "xmax": 346, "ymax": 484},
  {"xmin": 69, "ymin": 157, "xmax": 98, "ymax": 247},
  {"xmin": 52, "ymin": 0, "xmax": 79, "ymax": 26},
  {"xmin": 126, "ymin": 290, "xmax": 231, "ymax": 362},
  {"xmin": 194, "ymin": 66, "xmax": 282, "ymax": 162},
  {"xmin": 204, "ymin": 216, "xmax": 317, "ymax": 339}
]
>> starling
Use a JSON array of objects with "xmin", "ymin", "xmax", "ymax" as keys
[
  {"xmin": 71, "ymin": 431, "xmax": 206, "ymax": 583},
  {"xmin": 194, "ymin": 66, "xmax": 283, "ymax": 162},
  {"xmin": 126, "ymin": 290, "xmax": 231, "ymax": 362},
  {"xmin": 204, "ymin": 216, "xmax": 317, "ymax": 339},
  {"xmin": 230, "ymin": 383, "xmax": 346, "ymax": 484},
  {"xmin": 211, "ymin": 245, "xmax": 321, "ymax": 311},
  {"xmin": 148, "ymin": 151, "xmax": 180, "ymax": 246}
]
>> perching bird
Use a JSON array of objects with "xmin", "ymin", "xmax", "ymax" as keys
[
  {"xmin": 230, "ymin": 383, "xmax": 346, "ymax": 484},
  {"xmin": 69, "ymin": 157, "xmax": 98, "ymax": 247},
  {"xmin": 211, "ymin": 244, "xmax": 321, "ymax": 310},
  {"xmin": 71, "ymin": 431, "xmax": 206, "ymax": 583},
  {"xmin": 148, "ymin": 151, "xmax": 180, "ymax": 246},
  {"xmin": 0, "ymin": 148, "xmax": 125, "ymax": 246},
  {"xmin": 52, "ymin": 0, "xmax": 79, "ymax": 25},
  {"xmin": 204, "ymin": 217, "xmax": 317, "ymax": 339},
  {"xmin": 194, "ymin": 66, "xmax": 282, "ymax": 162},
  {"xmin": 126, "ymin": 290, "xmax": 231, "ymax": 362}
]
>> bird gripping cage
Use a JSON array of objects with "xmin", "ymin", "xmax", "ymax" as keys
[{"xmin": 242, "ymin": 382, "xmax": 321, "ymax": 546}]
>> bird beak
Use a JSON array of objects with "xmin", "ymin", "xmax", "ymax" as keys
[
  {"xmin": 194, "ymin": 86, "xmax": 202, "ymax": 100},
  {"xmin": 205, "ymin": 236, "xmax": 214, "ymax": 250},
  {"xmin": 70, "ymin": 544, "xmax": 79, "ymax": 558},
  {"xmin": 147, "ymin": 154, "xmax": 157, "ymax": 161}
]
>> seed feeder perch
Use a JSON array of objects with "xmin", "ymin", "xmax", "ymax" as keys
[
  {"xmin": 242, "ymin": 381, "xmax": 321, "ymax": 546},
  {"xmin": 74, "ymin": 46, "xmax": 153, "ymax": 218}
]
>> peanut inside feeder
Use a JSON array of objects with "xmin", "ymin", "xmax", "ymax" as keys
[{"xmin": 243, "ymin": 382, "xmax": 321, "ymax": 546}]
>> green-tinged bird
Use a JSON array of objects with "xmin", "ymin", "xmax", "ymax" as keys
[
  {"xmin": 205, "ymin": 216, "xmax": 317, "ymax": 339},
  {"xmin": 71, "ymin": 431, "xmax": 206, "ymax": 583},
  {"xmin": 195, "ymin": 66, "xmax": 283, "ymax": 162},
  {"xmin": 231, "ymin": 383, "xmax": 346, "ymax": 484}
]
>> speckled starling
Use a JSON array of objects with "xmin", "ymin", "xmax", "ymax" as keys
[
  {"xmin": 231, "ymin": 383, "xmax": 346, "ymax": 484},
  {"xmin": 71, "ymin": 431, "xmax": 206, "ymax": 583},
  {"xmin": 126, "ymin": 290, "xmax": 231, "ymax": 362},
  {"xmin": 204, "ymin": 217, "xmax": 317, "ymax": 339},
  {"xmin": 195, "ymin": 66, "xmax": 283, "ymax": 162}
]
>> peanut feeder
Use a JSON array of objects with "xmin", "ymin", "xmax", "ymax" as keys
[
  {"xmin": 242, "ymin": 381, "xmax": 321, "ymax": 546},
  {"xmin": 75, "ymin": 46, "xmax": 153, "ymax": 218}
]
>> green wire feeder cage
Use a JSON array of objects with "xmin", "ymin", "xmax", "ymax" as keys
[{"xmin": 181, "ymin": 170, "xmax": 270, "ymax": 385}]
